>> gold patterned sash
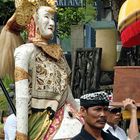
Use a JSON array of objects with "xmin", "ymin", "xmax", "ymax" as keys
[{"xmin": 15, "ymin": 66, "xmax": 29, "ymax": 82}]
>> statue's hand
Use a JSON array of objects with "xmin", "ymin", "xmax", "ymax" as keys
[{"xmin": 16, "ymin": 131, "xmax": 28, "ymax": 140}]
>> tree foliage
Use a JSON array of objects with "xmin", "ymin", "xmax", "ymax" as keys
[
  {"xmin": 0, "ymin": 0, "xmax": 15, "ymax": 25},
  {"xmin": 57, "ymin": 1, "xmax": 96, "ymax": 39}
]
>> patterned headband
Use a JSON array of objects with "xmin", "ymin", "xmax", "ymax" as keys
[{"xmin": 80, "ymin": 91, "xmax": 109, "ymax": 107}]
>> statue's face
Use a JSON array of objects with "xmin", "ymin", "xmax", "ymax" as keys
[{"xmin": 36, "ymin": 6, "xmax": 55, "ymax": 39}]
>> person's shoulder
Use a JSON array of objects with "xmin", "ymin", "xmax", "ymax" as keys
[
  {"xmin": 105, "ymin": 133, "xmax": 119, "ymax": 140},
  {"xmin": 116, "ymin": 125, "xmax": 127, "ymax": 137},
  {"xmin": 71, "ymin": 134, "xmax": 82, "ymax": 140},
  {"xmin": 109, "ymin": 134, "xmax": 119, "ymax": 140},
  {"xmin": 117, "ymin": 125, "xmax": 125, "ymax": 132},
  {"xmin": 102, "ymin": 131, "xmax": 119, "ymax": 140}
]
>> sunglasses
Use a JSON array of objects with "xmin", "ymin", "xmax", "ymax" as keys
[{"xmin": 109, "ymin": 108, "xmax": 121, "ymax": 114}]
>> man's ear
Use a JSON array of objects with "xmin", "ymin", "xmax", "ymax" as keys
[{"xmin": 80, "ymin": 106, "xmax": 87, "ymax": 117}]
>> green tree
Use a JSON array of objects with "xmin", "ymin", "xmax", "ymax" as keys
[
  {"xmin": 0, "ymin": 76, "xmax": 14, "ymax": 115},
  {"xmin": 57, "ymin": 0, "xmax": 96, "ymax": 39},
  {"xmin": 0, "ymin": 0, "xmax": 15, "ymax": 25}
]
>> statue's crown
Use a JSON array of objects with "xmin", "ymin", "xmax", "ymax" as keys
[{"xmin": 15, "ymin": 0, "xmax": 56, "ymax": 26}]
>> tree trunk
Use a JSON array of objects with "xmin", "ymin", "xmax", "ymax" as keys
[{"xmin": 111, "ymin": 0, "xmax": 126, "ymax": 23}]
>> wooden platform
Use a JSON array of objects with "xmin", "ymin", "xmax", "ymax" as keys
[{"xmin": 113, "ymin": 66, "xmax": 140, "ymax": 105}]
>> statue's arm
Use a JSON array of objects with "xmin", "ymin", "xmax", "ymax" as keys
[{"xmin": 14, "ymin": 44, "xmax": 34, "ymax": 137}]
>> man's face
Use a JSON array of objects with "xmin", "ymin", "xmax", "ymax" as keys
[
  {"xmin": 107, "ymin": 107, "xmax": 122, "ymax": 126},
  {"xmin": 81, "ymin": 106, "xmax": 108, "ymax": 129},
  {"xmin": 36, "ymin": 6, "xmax": 55, "ymax": 39}
]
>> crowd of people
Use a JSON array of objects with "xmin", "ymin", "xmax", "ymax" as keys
[
  {"xmin": 72, "ymin": 93, "xmax": 139, "ymax": 140},
  {"xmin": 3, "ymin": 90, "xmax": 140, "ymax": 140}
]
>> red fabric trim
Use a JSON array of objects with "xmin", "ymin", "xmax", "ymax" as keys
[
  {"xmin": 121, "ymin": 19, "xmax": 140, "ymax": 47},
  {"xmin": 44, "ymin": 106, "xmax": 64, "ymax": 140},
  {"xmin": 27, "ymin": 18, "xmax": 36, "ymax": 42}
]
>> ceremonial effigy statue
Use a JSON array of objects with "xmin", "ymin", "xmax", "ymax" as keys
[{"xmin": 0, "ymin": 0, "xmax": 82, "ymax": 139}]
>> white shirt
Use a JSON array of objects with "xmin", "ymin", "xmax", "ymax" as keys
[
  {"xmin": 53, "ymin": 101, "xmax": 82, "ymax": 139},
  {"xmin": 103, "ymin": 123, "xmax": 127, "ymax": 140},
  {"xmin": 4, "ymin": 114, "xmax": 17, "ymax": 140}
]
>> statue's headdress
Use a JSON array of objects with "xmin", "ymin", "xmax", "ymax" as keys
[
  {"xmin": 15, "ymin": 0, "xmax": 57, "ymax": 26},
  {"xmin": 0, "ymin": 0, "xmax": 56, "ymax": 79}
]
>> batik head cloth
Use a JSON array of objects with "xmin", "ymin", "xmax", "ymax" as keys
[{"xmin": 80, "ymin": 91, "xmax": 109, "ymax": 107}]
